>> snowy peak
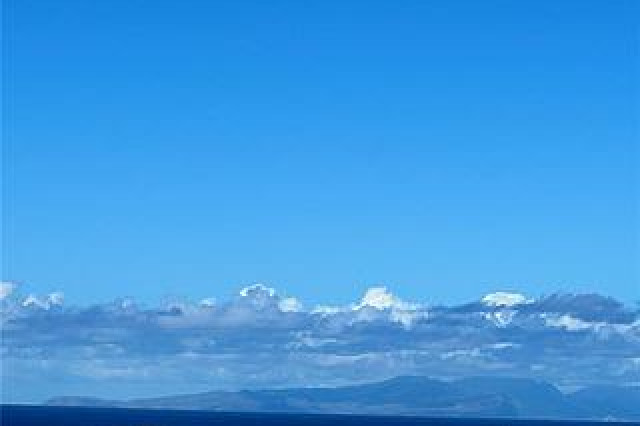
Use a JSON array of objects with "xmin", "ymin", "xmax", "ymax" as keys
[
  {"xmin": 22, "ymin": 292, "xmax": 64, "ymax": 310},
  {"xmin": 482, "ymin": 292, "xmax": 533, "ymax": 308},
  {"xmin": 356, "ymin": 287, "xmax": 396, "ymax": 310}
]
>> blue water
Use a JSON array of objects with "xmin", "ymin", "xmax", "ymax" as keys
[{"xmin": 1, "ymin": 406, "xmax": 635, "ymax": 426}]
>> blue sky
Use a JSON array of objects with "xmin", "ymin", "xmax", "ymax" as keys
[{"xmin": 4, "ymin": 0, "xmax": 639, "ymax": 305}]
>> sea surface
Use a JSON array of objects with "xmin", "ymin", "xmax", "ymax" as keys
[{"xmin": 1, "ymin": 405, "xmax": 636, "ymax": 426}]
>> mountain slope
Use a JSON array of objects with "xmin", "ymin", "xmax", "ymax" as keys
[{"xmin": 46, "ymin": 376, "xmax": 640, "ymax": 421}]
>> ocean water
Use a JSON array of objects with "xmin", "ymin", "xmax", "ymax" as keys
[{"xmin": 1, "ymin": 406, "xmax": 634, "ymax": 426}]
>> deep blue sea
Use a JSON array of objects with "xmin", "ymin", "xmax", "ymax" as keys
[{"xmin": 1, "ymin": 406, "xmax": 636, "ymax": 426}]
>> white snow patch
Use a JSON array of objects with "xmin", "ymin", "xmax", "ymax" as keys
[
  {"xmin": 199, "ymin": 298, "xmax": 216, "ymax": 308},
  {"xmin": 484, "ymin": 310, "xmax": 517, "ymax": 327},
  {"xmin": 278, "ymin": 297, "xmax": 303, "ymax": 312},
  {"xmin": 239, "ymin": 283, "xmax": 276, "ymax": 298},
  {"xmin": 356, "ymin": 287, "xmax": 396, "ymax": 310},
  {"xmin": 482, "ymin": 292, "xmax": 532, "ymax": 307}
]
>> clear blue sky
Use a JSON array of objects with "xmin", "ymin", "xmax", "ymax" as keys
[{"xmin": 3, "ymin": 0, "xmax": 638, "ymax": 305}]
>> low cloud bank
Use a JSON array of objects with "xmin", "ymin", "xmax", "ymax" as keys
[{"xmin": 1, "ymin": 283, "xmax": 638, "ymax": 402}]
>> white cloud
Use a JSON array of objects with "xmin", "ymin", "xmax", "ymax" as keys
[
  {"xmin": 440, "ymin": 348, "xmax": 483, "ymax": 360},
  {"xmin": 486, "ymin": 342, "xmax": 521, "ymax": 350},
  {"xmin": 2, "ymin": 284, "xmax": 638, "ymax": 397},
  {"xmin": 545, "ymin": 314, "xmax": 592, "ymax": 331},
  {"xmin": 278, "ymin": 297, "xmax": 302, "ymax": 312},
  {"xmin": 484, "ymin": 310, "xmax": 517, "ymax": 327},
  {"xmin": 543, "ymin": 314, "xmax": 615, "ymax": 334},
  {"xmin": 48, "ymin": 292, "xmax": 64, "ymax": 306},
  {"xmin": 199, "ymin": 298, "xmax": 216, "ymax": 308},
  {"xmin": 312, "ymin": 305, "xmax": 346, "ymax": 315},
  {"xmin": 0, "ymin": 281, "xmax": 17, "ymax": 300}
]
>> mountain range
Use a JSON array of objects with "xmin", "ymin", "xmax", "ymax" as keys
[{"xmin": 46, "ymin": 376, "xmax": 640, "ymax": 421}]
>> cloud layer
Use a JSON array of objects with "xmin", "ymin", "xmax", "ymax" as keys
[{"xmin": 1, "ymin": 283, "xmax": 639, "ymax": 402}]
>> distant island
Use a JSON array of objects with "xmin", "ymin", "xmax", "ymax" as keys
[{"xmin": 46, "ymin": 376, "xmax": 640, "ymax": 422}]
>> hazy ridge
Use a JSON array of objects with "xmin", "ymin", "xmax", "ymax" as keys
[{"xmin": 46, "ymin": 376, "xmax": 640, "ymax": 421}]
